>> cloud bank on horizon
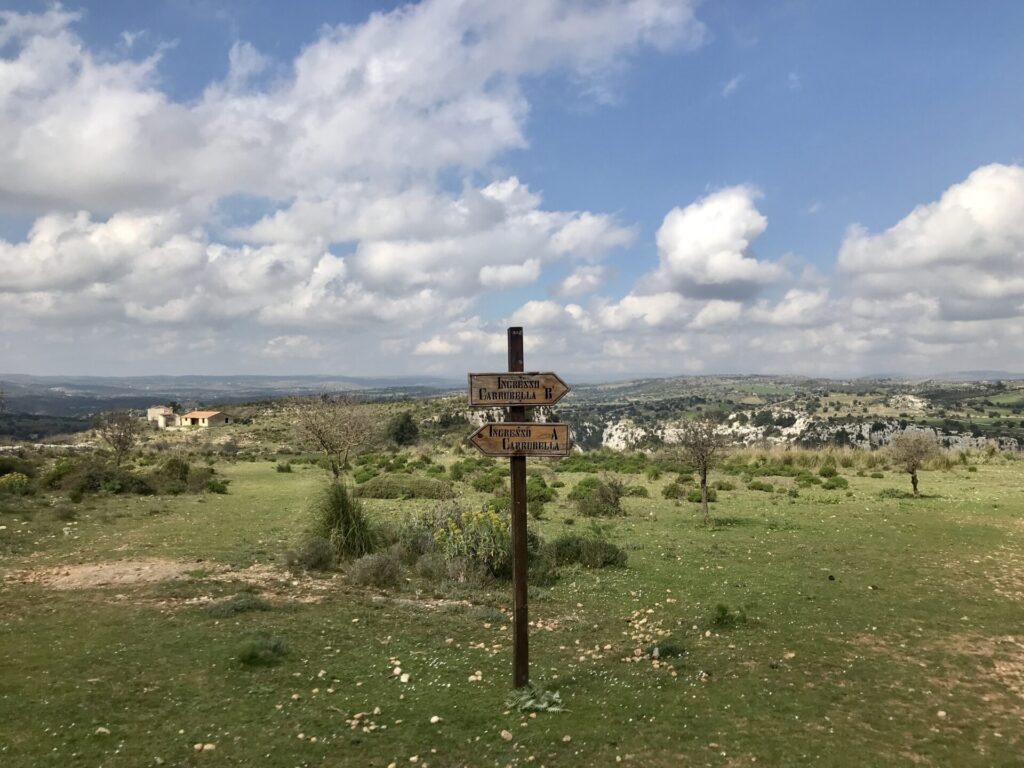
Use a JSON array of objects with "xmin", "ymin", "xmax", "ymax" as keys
[{"xmin": 1, "ymin": 1, "xmax": 1023, "ymax": 377}]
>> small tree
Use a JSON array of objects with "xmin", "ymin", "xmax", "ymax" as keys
[
  {"xmin": 292, "ymin": 395, "xmax": 376, "ymax": 479},
  {"xmin": 93, "ymin": 411, "xmax": 141, "ymax": 467},
  {"xmin": 676, "ymin": 417, "xmax": 728, "ymax": 524},
  {"xmin": 386, "ymin": 411, "xmax": 419, "ymax": 446},
  {"xmin": 888, "ymin": 431, "xmax": 940, "ymax": 496}
]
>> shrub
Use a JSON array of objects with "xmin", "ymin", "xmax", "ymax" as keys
[
  {"xmin": 276, "ymin": 462, "xmax": 292, "ymax": 473},
  {"xmin": 568, "ymin": 476, "xmax": 601, "ymax": 501},
  {"xmin": 309, "ymin": 483, "xmax": 376, "ymax": 559},
  {"xmin": 206, "ymin": 592, "xmax": 272, "ymax": 618},
  {"xmin": 623, "ymin": 485, "xmax": 649, "ymax": 497},
  {"xmin": 526, "ymin": 475, "xmax": 557, "ymax": 503},
  {"xmin": 546, "ymin": 534, "xmax": 627, "ymax": 568},
  {"xmin": 870, "ymin": 472, "xmax": 884, "ymax": 479},
  {"xmin": 574, "ymin": 478, "xmax": 625, "ymax": 517},
  {"xmin": 286, "ymin": 536, "xmax": 337, "ymax": 571},
  {"xmin": 711, "ymin": 603, "xmax": 747, "ymax": 628},
  {"xmin": 432, "ymin": 506, "xmax": 514, "ymax": 578},
  {"xmin": 822, "ymin": 476, "xmax": 849, "ymax": 490},
  {"xmin": 818, "ymin": 464, "xmax": 839, "ymax": 478},
  {"xmin": 414, "ymin": 552, "xmax": 447, "ymax": 581},
  {"xmin": 386, "ymin": 411, "xmax": 419, "ymax": 446},
  {"xmin": 353, "ymin": 467, "xmax": 377, "ymax": 483},
  {"xmin": 0, "ymin": 455, "xmax": 38, "ymax": 478},
  {"xmin": 0, "ymin": 472, "xmax": 32, "ymax": 495},
  {"xmin": 645, "ymin": 467, "xmax": 662, "ymax": 481},
  {"xmin": 355, "ymin": 474, "xmax": 452, "ymax": 500},
  {"xmin": 237, "ymin": 633, "xmax": 288, "ymax": 666},
  {"xmin": 471, "ymin": 471, "xmax": 505, "ymax": 493},
  {"xmin": 661, "ymin": 480, "xmax": 689, "ymax": 500},
  {"xmin": 713, "ymin": 480, "xmax": 735, "ymax": 491},
  {"xmin": 556, "ymin": 450, "xmax": 648, "ymax": 474},
  {"xmin": 686, "ymin": 487, "xmax": 717, "ymax": 503},
  {"xmin": 348, "ymin": 552, "xmax": 404, "ymax": 588},
  {"xmin": 747, "ymin": 480, "xmax": 774, "ymax": 493}
]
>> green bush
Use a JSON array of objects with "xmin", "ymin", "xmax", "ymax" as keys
[
  {"xmin": 686, "ymin": 487, "xmax": 717, "ymax": 503},
  {"xmin": 870, "ymin": 471, "xmax": 884, "ymax": 479},
  {"xmin": 567, "ymin": 476, "xmax": 601, "ymax": 500},
  {"xmin": 386, "ymin": 411, "xmax": 420, "ymax": 446},
  {"xmin": 711, "ymin": 603, "xmax": 747, "ymax": 628},
  {"xmin": 623, "ymin": 485, "xmax": 649, "ymax": 497},
  {"xmin": 0, "ymin": 455, "xmax": 38, "ymax": 478},
  {"xmin": 0, "ymin": 472, "xmax": 32, "ymax": 495},
  {"xmin": 348, "ymin": 552, "xmax": 404, "ymax": 588},
  {"xmin": 237, "ymin": 633, "xmax": 288, "ymax": 666},
  {"xmin": 205, "ymin": 592, "xmax": 272, "ymax": 618},
  {"xmin": 526, "ymin": 475, "xmax": 557, "ymax": 503},
  {"xmin": 556, "ymin": 450, "xmax": 649, "ymax": 474},
  {"xmin": 354, "ymin": 473, "xmax": 452, "ymax": 500},
  {"xmin": 286, "ymin": 536, "xmax": 337, "ymax": 571},
  {"xmin": 309, "ymin": 482, "xmax": 376, "ymax": 559},
  {"xmin": 818, "ymin": 464, "xmax": 839, "ymax": 478},
  {"xmin": 574, "ymin": 478, "xmax": 625, "ymax": 517},
  {"xmin": 747, "ymin": 480, "xmax": 774, "ymax": 493},
  {"xmin": 275, "ymin": 461, "xmax": 292, "ymax": 473},
  {"xmin": 431, "ymin": 505, "xmax": 515, "ymax": 579},
  {"xmin": 822, "ymin": 476, "xmax": 849, "ymax": 490},
  {"xmin": 546, "ymin": 534, "xmax": 627, "ymax": 568},
  {"xmin": 713, "ymin": 480, "xmax": 735, "ymax": 491},
  {"xmin": 471, "ymin": 471, "xmax": 505, "ymax": 494},
  {"xmin": 661, "ymin": 480, "xmax": 689, "ymax": 500},
  {"xmin": 353, "ymin": 467, "xmax": 378, "ymax": 483}
]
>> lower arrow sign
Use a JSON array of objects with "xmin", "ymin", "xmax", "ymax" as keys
[{"xmin": 469, "ymin": 422, "xmax": 571, "ymax": 457}]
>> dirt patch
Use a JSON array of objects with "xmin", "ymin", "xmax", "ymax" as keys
[{"xmin": 14, "ymin": 559, "xmax": 213, "ymax": 589}]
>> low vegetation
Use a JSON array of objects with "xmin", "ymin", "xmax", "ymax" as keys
[{"xmin": 0, "ymin": 402, "xmax": 1022, "ymax": 767}]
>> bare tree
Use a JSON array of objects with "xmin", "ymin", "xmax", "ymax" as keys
[
  {"xmin": 93, "ymin": 411, "xmax": 142, "ymax": 467},
  {"xmin": 888, "ymin": 431, "xmax": 940, "ymax": 496},
  {"xmin": 676, "ymin": 417, "xmax": 729, "ymax": 524},
  {"xmin": 292, "ymin": 395, "xmax": 376, "ymax": 480}
]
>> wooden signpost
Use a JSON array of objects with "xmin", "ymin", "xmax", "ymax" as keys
[
  {"xmin": 468, "ymin": 372, "xmax": 570, "ymax": 407},
  {"xmin": 467, "ymin": 327, "xmax": 571, "ymax": 688},
  {"xmin": 468, "ymin": 422, "xmax": 571, "ymax": 457}
]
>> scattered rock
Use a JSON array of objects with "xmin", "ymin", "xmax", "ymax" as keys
[{"xmin": 501, "ymin": 729, "xmax": 513, "ymax": 741}]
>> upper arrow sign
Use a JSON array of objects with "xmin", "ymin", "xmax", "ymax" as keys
[{"xmin": 468, "ymin": 372, "xmax": 570, "ymax": 407}]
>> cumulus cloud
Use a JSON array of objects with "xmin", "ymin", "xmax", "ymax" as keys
[
  {"xmin": 556, "ymin": 265, "xmax": 607, "ymax": 296},
  {"xmin": 0, "ymin": 1, "xmax": 682, "ymax": 371},
  {"xmin": 838, "ymin": 164, "xmax": 1024, "ymax": 321},
  {"xmin": 650, "ymin": 186, "xmax": 783, "ymax": 300}
]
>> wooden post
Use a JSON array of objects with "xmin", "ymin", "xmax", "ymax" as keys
[{"xmin": 507, "ymin": 326, "xmax": 529, "ymax": 688}]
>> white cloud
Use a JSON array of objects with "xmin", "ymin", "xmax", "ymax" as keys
[
  {"xmin": 838, "ymin": 163, "xmax": 1024, "ymax": 320},
  {"xmin": 651, "ymin": 186, "xmax": 783, "ymax": 300},
  {"xmin": 690, "ymin": 299, "xmax": 743, "ymax": 328},
  {"xmin": 263, "ymin": 335, "xmax": 324, "ymax": 358},
  {"xmin": 721, "ymin": 74, "xmax": 742, "ymax": 97},
  {"xmin": 556, "ymin": 265, "xmax": 607, "ymax": 296},
  {"xmin": 479, "ymin": 258, "xmax": 542, "ymax": 289}
]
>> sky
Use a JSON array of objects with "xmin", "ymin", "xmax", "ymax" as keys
[{"xmin": 2, "ymin": 0, "xmax": 1024, "ymax": 379}]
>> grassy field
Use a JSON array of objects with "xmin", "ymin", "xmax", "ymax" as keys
[{"xmin": 1, "ymin": 453, "xmax": 1022, "ymax": 767}]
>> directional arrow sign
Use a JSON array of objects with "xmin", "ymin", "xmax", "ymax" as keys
[
  {"xmin": 468, "ymin": 372, "xmax": 570, "ymax": 407},
  {"xmin": 469, "ymin": 422, "xmax": 571, "ymax": 457}
]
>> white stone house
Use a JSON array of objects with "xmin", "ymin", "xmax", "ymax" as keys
[
  {"xmin": 147, "ymin": 406, "xmax": 180, "ymax": 429},
  {"xmin": 180, "ymin": 410, "xmax": 230, "ymax": 427}
]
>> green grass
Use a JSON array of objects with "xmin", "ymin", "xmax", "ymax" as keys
[{"xmin": 1, "ymin": 456, "xmax": 1022, "ymax": 765}]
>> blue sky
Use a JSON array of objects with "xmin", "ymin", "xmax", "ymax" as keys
[{"xmin": 2, "ymin": 1, "xmax": 1024, "ymax": 377}]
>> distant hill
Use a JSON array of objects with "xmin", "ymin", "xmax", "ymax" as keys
[{"xmin": 0, "ymin": 373, "xmax": 462, "ymax": 418}]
